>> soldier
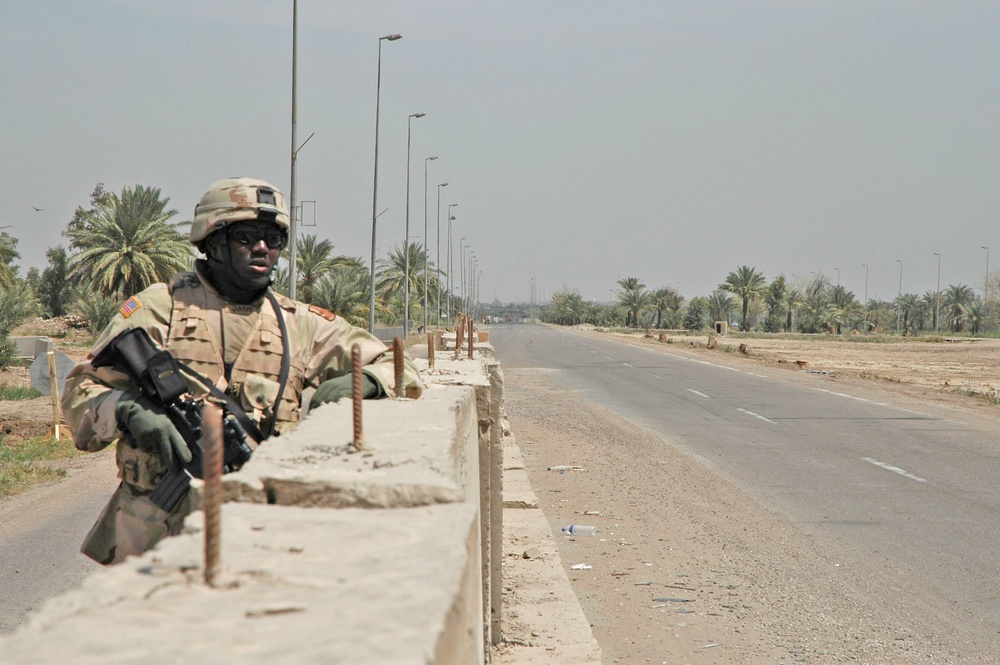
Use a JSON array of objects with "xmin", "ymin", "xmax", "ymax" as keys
[{"xmin": 62, "ymin": 177, "xmax": 422, "ymax": 564}]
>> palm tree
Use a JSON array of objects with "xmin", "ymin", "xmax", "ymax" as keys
[
  {"xmin": 783, "ymin": 286, "xmax": 805, "ymax": 332},
  {"xmin": 0, "ymin": 230, "xmax": 21, "ymax": 289},
  {"xmin": 944, "ymin": 284, "xmax": 975, "ymax": 332},
  {"xmin": 375, "ymin": 241, "xmax": 435, "ymax": 323},
  {"xmin": 706, "ymin": 290, "xmax": 736, "ymax": 327},
  {"xmin": 616, "ymin": 276, "xmax": 649, "ymax": 328},
  {"xmin": 65, "ymin": 185, "xmax": 193, "ymax": 298},
  {"xmin": 545, "ymin": 290, "xmax": 586, "ymax": 325},
  {"xmin": 650, "ymin": 287, "xmax": 682, "ymax": 328},
  {"xmin": 312, "ymin": 265, "xmax": 371, "ymax": 327},
  {"xmin": 719, "ymin": 265, "xmax": 766, "ymax": 331},
  {"xmin": 293, "ymin": 234, "xmax": 337, "ymax": 303}
]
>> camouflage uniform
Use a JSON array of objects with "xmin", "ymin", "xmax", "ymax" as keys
[{"xmin": 65, "ymin": 255, "xmax": 422, "ymax": 564}]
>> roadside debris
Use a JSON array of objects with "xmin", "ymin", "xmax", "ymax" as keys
[
  {"xmin": 570, "ymin": 563, "xmax": 592, "ymax": 570},
  {"xmin": 547, "ymin": 465, "xmax": 584, "ymax": 472}
]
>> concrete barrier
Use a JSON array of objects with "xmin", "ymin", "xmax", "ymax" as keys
[{"xmin": 0, "ymin": 344, "xmax": 600, "ymax": 664}]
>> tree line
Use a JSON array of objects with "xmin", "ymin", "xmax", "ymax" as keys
[
  {"xmin": 542, "ymin": 266, "xmax": 989, "ymax": 335},
  {"xmin": 0, "ymin": 183, "xmax": 459, "ymax": 365}
]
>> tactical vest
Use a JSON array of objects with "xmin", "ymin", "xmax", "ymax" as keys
[{"xmin": 165, "ymin": 273, "xmax": 306, "ymax": 435}]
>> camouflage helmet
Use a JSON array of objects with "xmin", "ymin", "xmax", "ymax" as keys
[{"xmin": 190, "ymin": 177, "xmax": 289, "ymax": 244}]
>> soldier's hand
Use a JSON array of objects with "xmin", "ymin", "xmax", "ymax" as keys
[
  {"xmin": 115, "ymin": 391, "xmax": 192, "ymax": 469},
  {"xmin": 310, "ymin": 373, "xmax": 380, "ymax": 409}
]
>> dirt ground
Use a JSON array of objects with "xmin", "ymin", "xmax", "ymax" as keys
[{"xmin": 620, "ymin": 329, "xmax": 1000, "ymax": 412}]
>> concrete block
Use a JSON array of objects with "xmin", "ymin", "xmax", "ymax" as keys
[
  {"xmin": 502, "ymin": 469, "xmax": 538, "ymax": 510},
  {"xmin": 0, "ymin": 502, "xmax": 484, "ymax": 665},
  {"xmin": 220, "ymin": 386, "xmax": 478, "ymax": 509},
  {"xmin": 494, "ymin": 507, "xmax": 601, "ymax": 664}
]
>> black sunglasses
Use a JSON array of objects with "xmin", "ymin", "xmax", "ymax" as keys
[{"xmin": 227, "ymin": 226, "xmax": 286, "ymax": 249}]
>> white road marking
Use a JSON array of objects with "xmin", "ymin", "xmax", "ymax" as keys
[
  {"xmin": 862, "ymin": 457, "xmax": 927, "ymax": 483},
  {"xmin": 812, "ymin": 387, "xmax": 882, "ymax": 404},
  {"xmin": 687, "ymin": 389, "xmax": 709, "ymax": 399},
  {"xmin": 651, "ymin": 374, "xmax": 664, "ymax": 380},
  {"xmin": 737, "ymin": 408, "xmax": 776, "ymax": 424},
  {"xmin": 604, "ymin": 355, "xmax": 614, "ymax": 360},
  {"xmin": 623, "ymin": 363, "xmax": 634, "ymax": 368}
]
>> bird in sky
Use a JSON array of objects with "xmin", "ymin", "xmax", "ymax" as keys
[{"xmin": 32, "ymin": 206, "xmax": 43, "ymax": 212}]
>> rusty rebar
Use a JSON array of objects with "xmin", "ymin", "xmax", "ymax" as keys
[
  {"xmin": 352, "ymin": 343, "xmax": 364, "ymax": 450},
  {"xmin": 467, "ymin": 314, "xmax": 474, "ymax": 359},
  {"xmin": 393, "ymin": 336, "xmax": 404, "ymax": 398},
  {"xmin": 202, "ymin": 401, "xmax": 224, "ymax": 587},
  {"xmin": 427, "ymin": 332, "xmax": 435, "ymax": 369}
]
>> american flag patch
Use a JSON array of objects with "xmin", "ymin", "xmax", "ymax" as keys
[{"xmin": 119, "ymin": 296, "xmax": 142, "ymax": 318}]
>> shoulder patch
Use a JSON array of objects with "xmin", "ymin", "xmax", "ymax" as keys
[
  {"xmin": 308, "ymin": 304, "xmax": 337, "ymax": 321},
  {"xmin": 119, "ymin": 296, "xmax": 143, "ymax": 318}
]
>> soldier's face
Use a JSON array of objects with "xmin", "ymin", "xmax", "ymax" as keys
[{"xmin": 223, "ymin": 221, "xmax": 284, "ymax": 289}]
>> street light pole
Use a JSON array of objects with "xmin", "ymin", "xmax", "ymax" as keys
[
  {"xmin": 896, "ymin": 259, "xmax": 903, "ymax": 333},
  {"xmin": 422, "ymin": 156, "xmax": 438, "ymax": 333},
  {"xmin": 863, "ymin": 264, "xmax": 868, "ymax": 309},
  {"xmin": 460, "ymin": 238, "xmax": 468, "ymax": 314},
  {"xmin": 368, "ymin": 32, "xmax": 401, "ymax": 332},
  {"xmin": 934, "ymin": 252, "xmax": 941, "ymax": 332},
  {"xmin": 438, "ymin": 196, "xmax": 453, "ymax": 326},
  {"xmin": 289, "ymin": 0, "xmax": 300, "ymax": 300},
  {"xmin": 834, "ymin": 267, "xmax": 840, "ymax": 288},
  {"xmin": 403, "ymin": 112, "xmax": 426, "ymax": 339},
  {"xmin": 983, "ymin": 246, "xmax": 990, "ymax": 323}
]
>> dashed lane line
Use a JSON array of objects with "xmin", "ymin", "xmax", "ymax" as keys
[
  {"xmin": 737, "ymin": 408, "xmax": 777, "ymax": 424},
  {"xmin": 687, "ymin": 389, "xmax": 709, "ymax": 399},
  {"xmin": 862, "ymin": 457, "xmax": 927, "ymax": 483}
]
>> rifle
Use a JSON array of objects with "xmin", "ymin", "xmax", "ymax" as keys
[{"xmin": 91, "ymin": 327, "xmax": 257, "ymax": 513}]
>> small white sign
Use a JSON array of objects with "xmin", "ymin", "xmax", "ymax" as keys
[{"xmin": 29, "ymin": 351, "xmax": 76, "ymax": 396}]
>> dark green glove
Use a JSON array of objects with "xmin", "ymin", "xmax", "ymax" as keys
[
  {"xmin": 310, "ymin": 373, "xmax": 380, "ymax": 409},
  {"xmin": 115, "ymin": 391, "xmax": 191, "ymax": 470}
]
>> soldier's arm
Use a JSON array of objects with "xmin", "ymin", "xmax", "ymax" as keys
[
  {"xmin": 62, "ymin": 287, "xmax": 173, "ymax": 452},
  {"xmin": 304, "ymin": 306, "xmax": 423, "ymax": 399}
]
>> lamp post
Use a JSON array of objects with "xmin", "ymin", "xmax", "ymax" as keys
[
  {"xmin": 896, "ymin": 259, "xmax": 903, "ymax": 333},
  {"xmin": 834, "ymin": 267, "xmax": 840, "ymax": 288},
  {"xmin": 983, "ymin": 245, "xmax": 990, "ymax": 319},
  {"xmin": 438, "ymin": 196, "xmax": 454, "ymax": 326},
  {"xmin": 863, "ymin": 263, "xmax": 868, "ymax": 309},
  {"xmin": 446, "ymin": 211, "xmax": 455, "ymax": 322},
  {"xmin": 934, "ymin": 252, "xmax": 941, "ymax": 332},
  {"xmin": 402, "ymin": 112, "xmax": 426, "ymax": 339},
  {"xmin": 460, "ymin": 238, "xmax": 468, "ymax": 314},
  {"xmin": 289, "ymin": 0, "xmax": 299, "ymax": 301},
  {"xmin": 368, "ymin": 32, "xmax": 402, "ymax": 332},
  {"xmin": 422, "ymin": 156, "xmax": 438, "ymax": 333}
]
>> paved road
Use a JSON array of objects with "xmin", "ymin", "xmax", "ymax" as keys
[
  {"xmin": 0, "ymin": 449, "xmax": 118, "ymax": 633},
  {"xmin": 491, "ymin": 324, "xmax": 1000, "ymax": 635}
]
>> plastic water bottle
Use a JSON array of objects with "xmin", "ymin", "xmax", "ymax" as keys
[{"xmin": 562, "ymin": 525, "xmax": 598, "ymax": 537}]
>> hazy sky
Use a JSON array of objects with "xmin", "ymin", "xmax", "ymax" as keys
[{"xmin": 3, "ymin": 1, "xmax": 999, "ymax": 305}]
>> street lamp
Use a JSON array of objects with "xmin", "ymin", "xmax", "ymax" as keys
[
  {"xmin": 403, "ymin": 112, "xmax": 426, "ymax": 338},
  {"xmin": 896, "ymin": 259, "xmax": 903, "ymax": 333},
  {"xmin": 983, "ymin": 246, "xmax": 990, "ymax": 315},
  {"xmin": 437, "ymin": 194, "xmax": 453, "ymax": 326},
  {"xmin": 933, "ymin": 252, "xmax": 941, "ymax": 332},
  {"xmin": 422, "ymin": 156, "xmax": 438, "ymax": 333},
  {"xmin": 368, "ymin": 32, "xmax": 402, "ymax": 332},
  {"xmin": 863, "ymin": 263, "xmax": 868, "ymax": 309},
  {"xmin": 834, "ymin": 267, "xmax": 840, "ymax": 288},
  {"xmin": 458, "ymin": 238, "xmax": 468, "ymax": 307},
  {"xmin": 446, "ymin": 209, "xmax": 456, "ymax": 322}
]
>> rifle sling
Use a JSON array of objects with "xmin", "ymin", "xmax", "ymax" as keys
[
  {"xmin": 176, "ymin": 362, "xmax": 264, "ymax": 444},
  {"xmin": 264, "ymin": 291, "xmax": 291, "ymax": 440}
]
